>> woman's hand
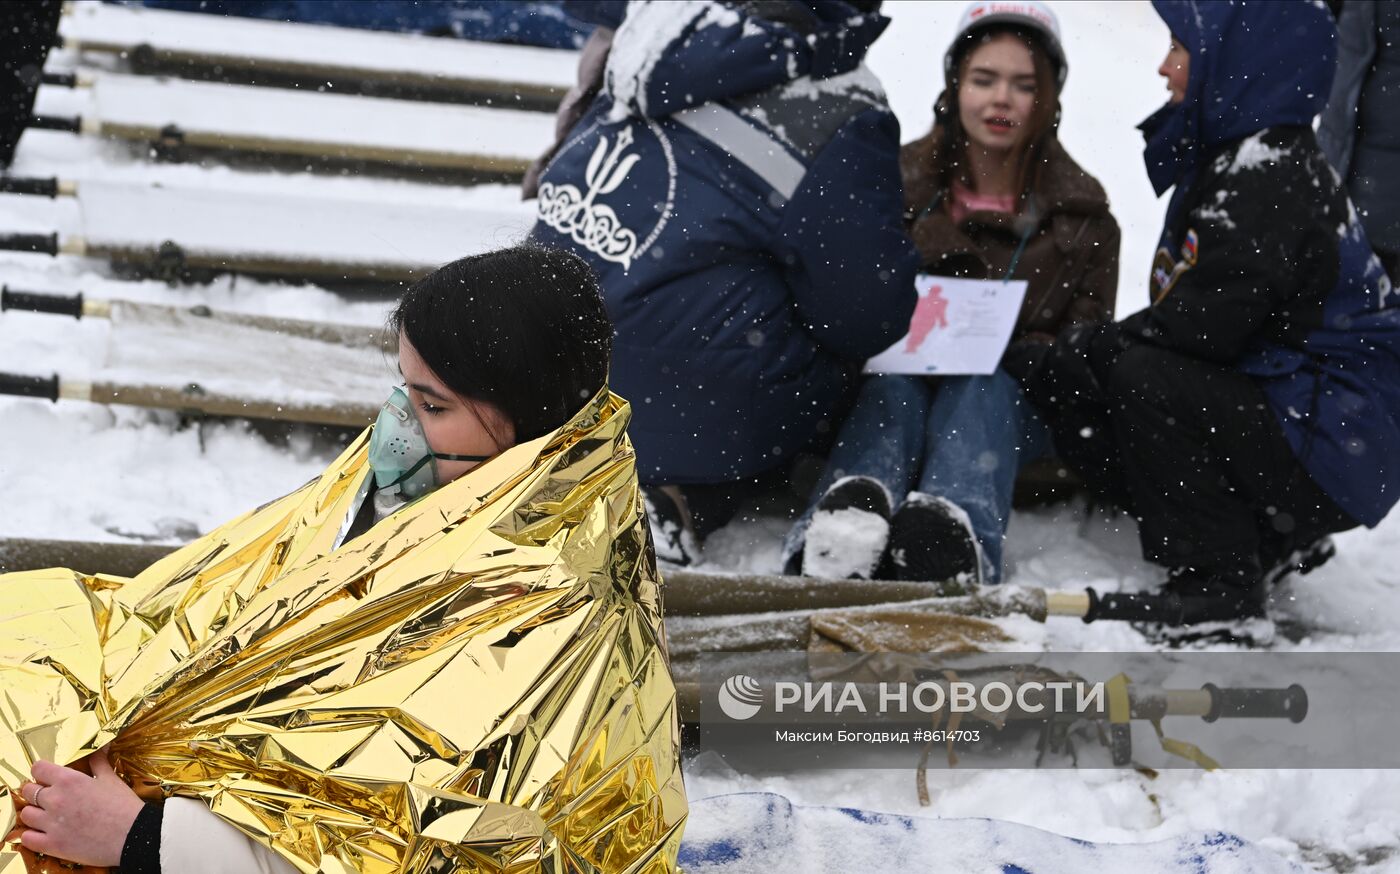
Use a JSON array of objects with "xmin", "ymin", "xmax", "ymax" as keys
[{"xmin": 14, "ymin": 750, "xmax": 144, "ymax": 867}]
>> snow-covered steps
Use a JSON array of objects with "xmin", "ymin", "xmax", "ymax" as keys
[
  {"xmin": 0, "ymin": 178, "xmax": 535, "ymax": 282},
  {"xmin": 50, "ymin": 72, "xmax": 555, "ymax": 176},
  {"xmin": 59, "ymin": 1, "xmax": 578, "ymax": 104}
]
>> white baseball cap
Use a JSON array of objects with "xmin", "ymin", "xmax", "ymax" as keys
[{"xmin": 946, "ymin": 0, "xmax": 1068, "ymax": 90}]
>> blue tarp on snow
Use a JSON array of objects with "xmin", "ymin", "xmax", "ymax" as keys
[
  {"xmin": 119, "ymin": 1, "xmax": 594, "ymax": 49},
  {"xmin": 679, "ymin": 793, "xmax": 1303, "ymax": 873}
]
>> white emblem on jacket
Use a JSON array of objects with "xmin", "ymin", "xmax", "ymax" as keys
[{"xmin": 538, "ymin": 127, "xmax": 643, "ymax": 269}]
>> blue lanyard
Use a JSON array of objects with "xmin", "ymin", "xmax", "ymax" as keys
[{"xmin": 1003, "ymin": 220, "xmax": 1035, "ymax": 282}]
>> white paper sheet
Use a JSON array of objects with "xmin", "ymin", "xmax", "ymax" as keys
[{"xmin": 864, "ymin": 275, "xmax": 1029, "ymax": 376}]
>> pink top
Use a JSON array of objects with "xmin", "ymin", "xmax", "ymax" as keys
[{"xmin": 949, "ymin": 181, "xmax": 1017, "ymax": 224}]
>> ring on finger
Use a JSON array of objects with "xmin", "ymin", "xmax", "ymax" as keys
[{"xmin": 31, "ymin": 786, "xmax": 45, "ymax": 808}]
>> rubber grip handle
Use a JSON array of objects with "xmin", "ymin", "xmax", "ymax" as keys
[
  {"xmin": 1, "ymin": 287, "xmax": 83, "ymax": 317},
  {"xmin": 0, "ymin": 372, "xmax": 59, "ymax": 402},
  {"xmin": 40, "ymin": 71, "xmax": 78, "ymax": 88},
  {"xmin": 1109, "ymin": 723, "xmax": 1133, "ymax": 766},
  {"xmin": 0, "ymin": 233, "xmax": 59, "ymax": 255},
  {"xmin": 1084, "ymin": 588, "xmax": 1263, "ymax": 627},
  {"xmin": 1202, "ymin": 683, "xmax": 1308, "ymax": 723},
  {"xmin": 29, "ymin": 114, "xmax": 82, "ymax": 134},
  {"xmin": 1083, "ymin": 589, "xmax": 1184, "ymax": 625},
  {"xmin": 0, "ymin": 177, "xmax": 59, "ymax": 197}
]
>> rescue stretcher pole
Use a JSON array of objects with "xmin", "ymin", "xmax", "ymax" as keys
[
  {"xmin": 0, "ymin": 180, "xmax": 86, "ymax": 257},
  {"xmin": 0, "ymin": 176, "xmax": 77, "ymax": 197},
  {"xmin": 0, "ymin": 232, "xmax": 85, "ymax": 257},
  {"xmin": 671, "ymin": 680, "xmax": 1307, "ymax": 727},
  {"xmin": 0, "ymin": 176, "xmax": 438, "ymax": 282},
  {"xmin": 670, "ymin": 677, "xmax": 1307, "ymax": 765},
  {"xmin": 0, "ymin": 536, "xmax": 1290, "ymax": 629},
  {"xmin": 1, "ymin": 285, "xmax": 394, "ymax": 349},
  {"xmin": 0, "ymin": 369, "xmax": 377, "ymax": 427}
]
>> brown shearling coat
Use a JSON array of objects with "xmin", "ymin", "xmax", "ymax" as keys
[{"xmin": 899, "ymin": 127, "xmax": 1121, "ymax": 347}]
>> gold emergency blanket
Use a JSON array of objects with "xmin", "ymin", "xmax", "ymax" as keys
[{"xmin": 0, "ymin": 390, "xmax": 686, "ymax": 873}]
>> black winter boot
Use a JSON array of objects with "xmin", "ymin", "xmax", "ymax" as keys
[
  {"xmin": 880, "ymin": 492, "xmax": 982, "ymax": 585},
  {"xmin": 1131, "ymin": 567, "xmax": 1272, "ymax": 647},
  {"xmin": 1160, "ymin": 568, "xmax": 1268, "ymax": 623},
  {"xmin": 1262, "ymin": 536, "xmax": 1336, "ymax": 589},
  {"xmin": 643, "ymin": 485, "xmax": 701, "ymax": 567}
]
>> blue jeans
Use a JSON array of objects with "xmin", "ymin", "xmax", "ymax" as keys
[{"xmin": 784, "ymin": 369, "xmax": 1052, "ymax": 582}]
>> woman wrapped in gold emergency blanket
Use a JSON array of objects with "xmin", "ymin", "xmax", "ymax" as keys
[{"xmin": 0, "ymin": 246, "xmax": 687, "ymax": 874}]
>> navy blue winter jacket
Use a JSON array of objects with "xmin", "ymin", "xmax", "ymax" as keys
[
  {"xmin": 1095, "ymin": 0, "xmax": 1400, "ymax": 528},
  {"xmin": 529, "ymin": 0, "xmax": 919, "ymax": 485}
]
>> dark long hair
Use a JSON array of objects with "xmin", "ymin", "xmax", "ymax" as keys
[
  {"xmin": 935, "ymin": 24, "xmax": 1061, "ymax": 204},
  {"xmin": 388, "ymin": 244, "xmax": 613, "ymax": 443}
]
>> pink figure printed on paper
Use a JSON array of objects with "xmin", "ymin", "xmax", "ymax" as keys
[{"xmin": 904, "ymin": 284, "xmax": 949, "ymax": 353}]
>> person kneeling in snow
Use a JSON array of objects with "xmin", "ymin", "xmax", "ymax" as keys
[
  {"xmin": 528, "ymin": 0, "xmax": 919, "ymax": 566},
  {"xmin": 1023, "ymin": 0, "xmax": 1400, "ymax": 625}
]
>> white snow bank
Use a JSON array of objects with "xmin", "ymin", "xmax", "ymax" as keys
[
  {"xmin": 679, "ymin": 792, "xmax": 1304, "ymax": 873},
  {"xmin": 0, "ymin": 399, "xmax": 327, "ymax": 542}
]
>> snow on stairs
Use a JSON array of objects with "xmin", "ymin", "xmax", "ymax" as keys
[
  {"xmin": 46, "ymin": 71, "xmax": 557, "ymax": 176},
  {"xmin": 1, "ymin": 177, "xmax": 535, "ymax": 283},
  {"xmin": 59, "ymin": 1, "xmax": 578, "ymax": 105},
  {"xmin": 0, "ymin": 4, "xmax": 568, "ymax": 426},
  {"xmin": 6, "ymin": 4, "xmax": 569, "ymax": 285},
  {"xmin": 0, "ymin": 287, "xmax": 391, "ymax": 426}
]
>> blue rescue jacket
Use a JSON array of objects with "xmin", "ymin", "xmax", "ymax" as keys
[{"xmin": 529, "ymin": 0, "xmax": 919, "ymax": 485}]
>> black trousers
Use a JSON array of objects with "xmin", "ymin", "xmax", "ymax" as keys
[
  {"xmin": 0, "ymin": 0, "xmax": 62, "ymax": 169},
  {"xmin": 1042, "ymin": 344, "xmax": 1356, "ymax": 578}
]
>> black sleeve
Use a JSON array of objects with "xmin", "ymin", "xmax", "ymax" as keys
[
  {"xmin": 341, "ymin": 481, "xmax": 379, "ymax": 546},
  {"xmin": 1022, "ymin": 132, "xmax": 1342, "ymax": 414},
  {"xmin": 117, "ymin": 802, "xmax": 163, "ymax": 874},
  {"xmin": 0, "ymin": 0, "xmax": 62, "ymax": 168},
  {"xmin": 1097, "ymin": 137, "xmax": 1337, "ymax": 366}
]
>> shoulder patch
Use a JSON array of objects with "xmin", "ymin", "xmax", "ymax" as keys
[
  {"xmin": 1150, "ymin": 240, "xmax": 1194, "ymax": 304},
  {"xmin": 1182, "ymin": 228, "xmax": 1199, "ymax": 266}
]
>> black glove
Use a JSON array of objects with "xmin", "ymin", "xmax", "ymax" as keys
[
  {"xmin": 1001, "ymin": 337, "xmax": 1051, "ymax": 385},
  {"xmin": 1021, "ymin": 323, "xmax": 1101, "ymax": 409}
]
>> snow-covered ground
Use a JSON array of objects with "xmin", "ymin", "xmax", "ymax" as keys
[{"xmin": 1, "ymin": 3, "xmax": 1395, "ymax": 871}]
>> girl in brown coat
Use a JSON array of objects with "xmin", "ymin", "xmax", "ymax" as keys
[{"xmin": 786, "ymin": 0, "xmax": 1120, "ymax": 584}]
